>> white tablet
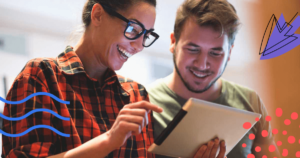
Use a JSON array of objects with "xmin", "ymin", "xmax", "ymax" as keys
[{"xmin": 148, "ymin": 98, "xmax": 261, "ymax": 158}]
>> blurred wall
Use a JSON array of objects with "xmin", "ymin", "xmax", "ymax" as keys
[
  {"xmin": 261, "ymin": 0, "xmax": 300, "ymax": 156},
  {"xmin": 223, "ymin": 0, "xmax": 300, "ymax": 156}
]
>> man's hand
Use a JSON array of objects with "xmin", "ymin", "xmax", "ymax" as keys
[
  {"xmin": 107, "ymin": 101, "xmax": 163, "ymax": 149},
  {"xmin": 193, "ymin": 139, "xmax": 226, "ymax": 158}
]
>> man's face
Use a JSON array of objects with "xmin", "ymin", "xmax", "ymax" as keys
[{"xmin": 170, "ymin": 18, "xmax": 233, "ymax": 93}]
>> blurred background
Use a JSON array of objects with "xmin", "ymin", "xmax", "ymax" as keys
[{"xmin": 0, "ymin": 0, "xmax": 299, "ymax": 157}]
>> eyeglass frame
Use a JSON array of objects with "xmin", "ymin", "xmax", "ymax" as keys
[{"xmin": 99, "ymin": 3, "xmax": 159, "ymax": 47}]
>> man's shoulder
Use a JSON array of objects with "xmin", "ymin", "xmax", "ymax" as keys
[
  {"xmin": 146, "ymin": 78, "xmax": 173, "ymax": 104},
  {"xmin": 146, "ymin": 78, "xmax": 165, "ymax": 93},
  {"xmin": 222, "ymin": 79, "xmax": 257, "ymax": 97},
  {"xmin": 221, "ymin": 79, "xmax": 264, "ymax": 113}
]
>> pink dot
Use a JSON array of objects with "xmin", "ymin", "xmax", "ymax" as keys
[
  {"xmin": 243, "ymin": 122, "xmax": 252, "ymax": 129},
  {"xmin": 277, "ymin": 141, "xmax": 282, "ymax": 146},
  {"xmin": 269, "ymin": 145, "xmax": 276, "ymax": 152},
  {"xmin": 262, "ymin": 156, "xmax": 267, "ymax": 158},
  {"xmin": 282, "ymin": 149, "xmax": 288, "ymax": 157},
  {"xmin": 249, "ymin": 133, "xmax": 255, "ymax": 140},
  {"xmin": 255, "ymin": 117, "xmax": 260, "ymax": 121},
  {"xmin": 242, "ymin": 143, "xmax": 247, "ymax": 148},
  {"xmin": 284, "ymin": 119, "xmax": 291, "ymax": 125},
  {"xmin": 291, "ymin": 112, "xmax": 298, "ymax": 120},
  {"xmin": 288, "ymin": 136, "xmax": 295, "ymax": 144},
  {"xmin": 276, "ymin": 108, "xmax": 282, "ymax": 117},
  {"xmin": 272, "ymin": 128, "xmax": 278, "ymax": 135},
  {"xmin": 283, "ymin": 130, "xmax": 287, "ymax": 135},
  {"xmin": 262, "ymin": 130, "xmax": 268, "ymax": 137},
  {"xmin": 296, "ymin": 151, "xmax": 300, "ymax": 157},
  {"xmin": 255, "ymin": 146, "xmax": 261, "ymax": 152},
  {"xmin": 266, "ymin": 116, "xmax": 272, "ymax": 121},
  {"xmin": 247, "ymin": 154, "xmax": 255, "ymax": 158}
]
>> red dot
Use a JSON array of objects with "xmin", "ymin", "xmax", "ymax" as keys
[
  {"xmin": 249, "ymin": 133, "xmax": 255, "ymax": 140},
  {"xmin": 255, "ymin": 146, "xmax": 261, "ymax": 152},
  {"xmin": 262, "ymin": 156, "xmax": 267, "ymax": 158},
  {"xmin": 282, "ymin": 149, "xmax": 288, "ymax": 157},
  {"xmin": 283, "ymin": 130, "xmax": 287, "ymax": 135},
  {"xmin": 272, "ymin": 129, "xmax": 278, "ymax": 135},
  {"xmin": 277, "ymin": 141, "xmax": 282, "ymax": 146},
  {"xmin": 284, "ymin": 119, "xmax": 291, "ymax": 125},
  {"xmin": 269, "ymin": 145, "xmax": 276, "ymax": 152},
  {"xmin": 242, "ymin": 143, "xmax": 247, "ymax": 148},
  {"xmin": 266, "ymin": 116, "xmax": 272, "ymax": 121},
  {"xmin": 261, "ymin": 130, "xmax": 268, "ymax": 137},
  {"xmin": 296, "ymin": 151, "xmax": 300, "ymax": 157},
  {"xmin": 255, "ymin": 117, "xmax": 260, "ymax": 121},
  {"xmin": 247, "ymin": 154, "xmax": 255, "ymax": 158},
  {"xmin": 243, "ymin": 122, "xmax": 252, "ymax": 129},
  {"xmin": 276, "ymin": 108, "xmax": 282, "ymax": 117},
  {"xmin": 291, "ymin": 112, "xmax": 298, "ymax": 120},
  {"xmin": 288, "ymin": 136, "xmax": 295, "ymax": 144},
  {"xmin": 299, "ymin": 139, "xmax": 300, "ymax": 144}
]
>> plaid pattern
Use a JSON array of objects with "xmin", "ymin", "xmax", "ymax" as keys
[{"xmin": 2, "ymin": 46, "xmax": 155, "ymax": 158}]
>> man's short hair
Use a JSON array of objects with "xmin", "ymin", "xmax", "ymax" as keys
[{"xmin": 174, "ymin": 0, "xmax": 240, "ymax": 46}]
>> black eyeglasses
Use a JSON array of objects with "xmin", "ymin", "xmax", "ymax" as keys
[{"xmin": 100, "ymin": 4, "xmax": 159, "ymax": 47}]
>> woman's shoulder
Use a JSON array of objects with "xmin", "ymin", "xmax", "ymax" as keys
[
  {"xmin": 117, "ymin": 75, "xmax": 148, "ymax": 99},
  {"xmin": 117, "ymin": 75, "xmax": 146, "ymax": 89},
  {"xmin": 18, "ymin": 57, "xmax": 60, "ymax": 79}
]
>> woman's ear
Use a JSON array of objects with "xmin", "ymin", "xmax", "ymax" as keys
[
  {"xmin": 90, "ymin": 3, "xmax": 105, "ymax": 27},
  {"xmin": 169, "ymin": 32, "xmax": 177, "ymax": 54}
]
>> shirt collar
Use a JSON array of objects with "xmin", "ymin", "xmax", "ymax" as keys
[{"xmin": 57, "ymin": 46, "xmax": 119, "ymax": 87}]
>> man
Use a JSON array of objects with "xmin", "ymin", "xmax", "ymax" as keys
[{"xmin": 147, "ymin": 0, "xmax": 280, "ymax": 158}]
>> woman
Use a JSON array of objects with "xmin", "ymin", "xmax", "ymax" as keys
[{"xmin": 2, "ymin": 0, "xmax": 163, "ymax": 157}]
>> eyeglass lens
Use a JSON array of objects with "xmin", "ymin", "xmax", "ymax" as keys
[{"xmin": 124, "ymin": 23, "xmax": 156, "ymax": 47}]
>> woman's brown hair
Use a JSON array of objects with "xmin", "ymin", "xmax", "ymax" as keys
[{"xmin": 82, "ymin": 0, "xmax": 156, "ymax": 28}]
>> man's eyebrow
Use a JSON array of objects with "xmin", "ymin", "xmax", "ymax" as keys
[
  {"xmin": 186, "ymin": 42, "xmax": 199, "ymax": 47},
  {"xmin": 211, "ymin": 47, "xmax": 224, "ymax": 51}
]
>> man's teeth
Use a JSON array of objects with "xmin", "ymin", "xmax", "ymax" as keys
[
  {"xmin": 118, "ymin": 46, "xmax": 133, "ymax": 58},
  {"xmin": 191, "ymin": 70, "xmax": 208, "ymax": 78}
]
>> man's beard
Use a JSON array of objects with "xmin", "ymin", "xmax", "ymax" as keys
[{"xmin": 173, "ymin": 50, "xmax": 228, "ymax": 94}]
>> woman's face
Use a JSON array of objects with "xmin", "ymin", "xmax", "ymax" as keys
[{"xmin": 91, "ymin": 2, "xmax": 156, "ymax": 71}]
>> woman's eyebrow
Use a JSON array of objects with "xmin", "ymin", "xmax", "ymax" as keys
[{"xmin": 131, "ymin": 18, "xmax": 154, "ymax": 30}]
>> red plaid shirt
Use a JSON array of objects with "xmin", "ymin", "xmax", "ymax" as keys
[{"xmin": 2, "ymin": 46, "xmax": 155, "ymax": 158}]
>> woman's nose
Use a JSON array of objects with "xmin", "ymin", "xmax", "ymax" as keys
[{"xmin": 131, "ymin": 36, "xmax": 144, "ymax": 53}]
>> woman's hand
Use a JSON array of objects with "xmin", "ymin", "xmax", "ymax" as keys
[{"xmin": 107, "ymin": 100, "xmax": 163, "ymax": 148}]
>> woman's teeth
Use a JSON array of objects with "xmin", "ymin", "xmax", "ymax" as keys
[{"xmin": 117, "ymin": 46, "xmax": 133, "ymax": 59}]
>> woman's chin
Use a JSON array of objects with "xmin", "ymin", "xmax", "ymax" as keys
[{"xmin": 110, "ymin": 64, "xmax": 124, "ymax": 71}]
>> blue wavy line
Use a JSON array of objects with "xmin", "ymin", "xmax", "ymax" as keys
[
  {"xmin": 0, "ymin": 109, "xmax": 70, "ymax": 121},
  {"xmin": 0, "ymin": 92, "xmax": 70, "ymax": 105},
  {"xmin": 0, "ymin": 125, "xmax": 70, "ymax": 137}
]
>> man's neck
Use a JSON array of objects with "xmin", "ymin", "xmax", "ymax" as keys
[{"xmin": 165, "ymin": 72, "xmax": 222, "ymax": 102}]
